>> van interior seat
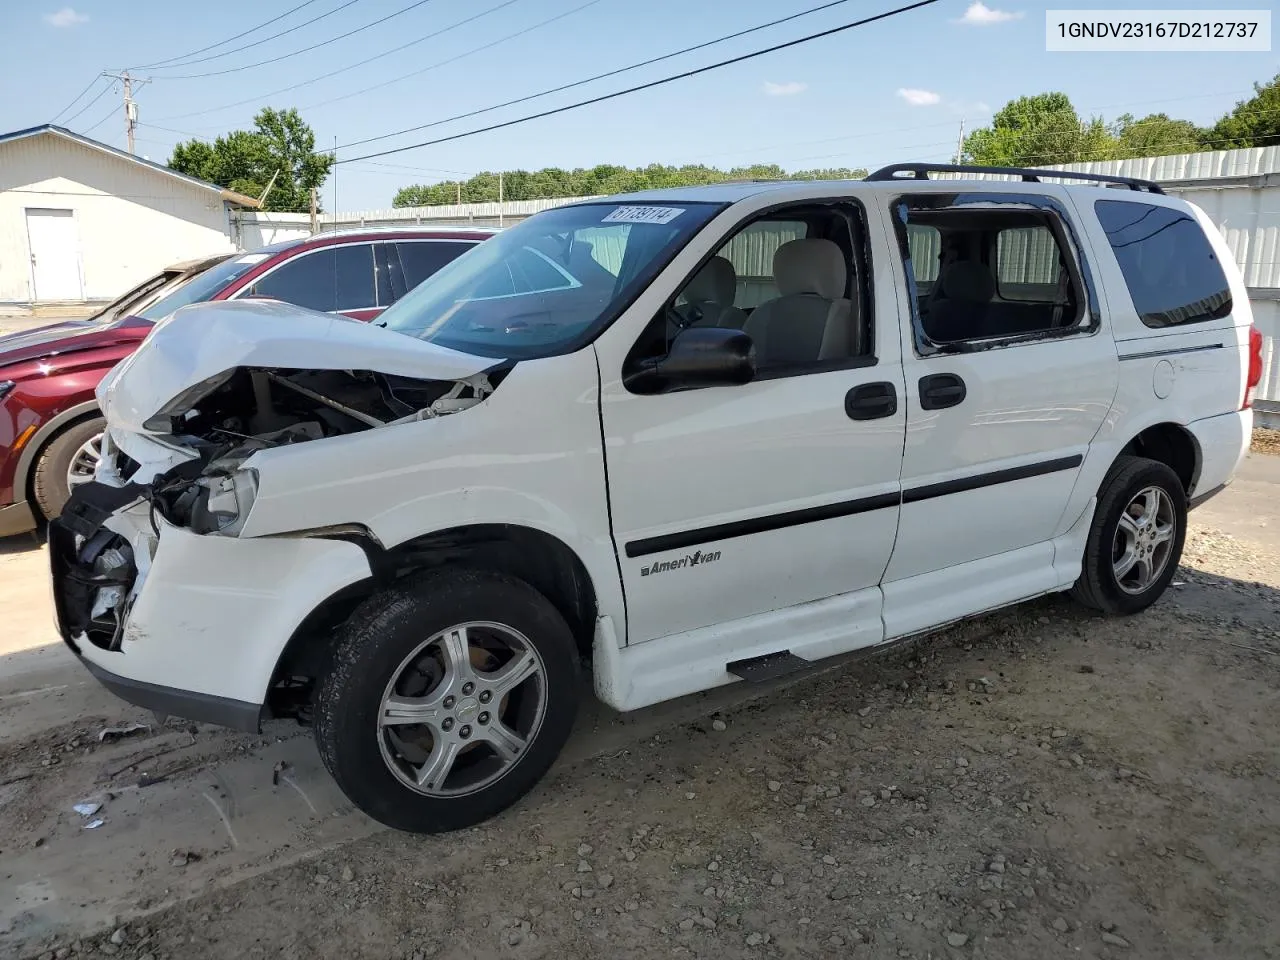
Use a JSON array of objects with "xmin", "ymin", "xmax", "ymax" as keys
[
  {"xmin": 683, "ymin": 256, "xmax": 748, "ymax": 329},
  {"xmin": 744, "ymin": 238, "xmax": 858, "ymax": 365},
  {"xmin": 927, "ymin": 260, "xmax": 1068, "ymax": 341}
]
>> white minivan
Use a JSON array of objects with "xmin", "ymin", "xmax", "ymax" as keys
[{"xmin": 50, "ymin": 164, "xmax": 1263, "ymax": 833}]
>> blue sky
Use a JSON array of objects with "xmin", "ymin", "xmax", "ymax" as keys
[{"xmin": 4, "ymin": 0, "xmax": 1277, "ymax": 210}]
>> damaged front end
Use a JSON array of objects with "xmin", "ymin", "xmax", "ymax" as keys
[
  {"xmin": 51, "ymin": 363, "xmax": 496, "ymax": 651},
  {"xmin": 55, "ymin": 366, "xmax": 495, "ymax": 655},
  {"xmin": 48, "ymin": 300, "xmax": 512, "ymax": 730},
  {"xmin": 129, "ymin": 364, "xmax": 496, "ymax": 535}
]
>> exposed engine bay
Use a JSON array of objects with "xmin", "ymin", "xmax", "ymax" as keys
[{"xmin": 111, "ymin": 365, "xmax": 498, "ymax": 535}]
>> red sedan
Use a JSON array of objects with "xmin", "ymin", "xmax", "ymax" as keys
[{"xmin": 0, "ymin": 227, "xmax": 495, "ymax": 536}]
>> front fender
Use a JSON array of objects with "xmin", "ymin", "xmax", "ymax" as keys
[{"xmin": 237, "ymin": 349, "xmax": 626, "ymax": 628}]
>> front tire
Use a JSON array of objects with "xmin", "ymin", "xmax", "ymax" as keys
[
  {"xmin": 314, "ymin": 568, "xmax": 580, "ymax": 833},
  {"xmin": 1071, "ymin": 456, "xmax": 1187, "ymax": 615},
  {"xmin": 32, "ymin": 417, "xmax": 105, "ymax": 521}
]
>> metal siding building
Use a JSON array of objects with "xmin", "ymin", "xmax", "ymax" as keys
[{"xmin": 0, "ymin": 125, "xmax": 254, "ymax": 305}]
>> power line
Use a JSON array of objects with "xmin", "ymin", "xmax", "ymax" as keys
[
  {"xmin": 144, "ymin": 0, "xmax": 365, "ymax": 72},
  {"xmin": 138, "ymin": 121, "xmax": 209, "ymax": 138},
  {"xmin": 150, "ymin": 0, "xmax": 530, "ymax": 122},
  {"xmin": 130, "ymin": 0, "xmax": 328, "ymax": 69},
  {"xmin": 153, "ymin": 0, "xmax": 440, "ymax": 79},
  {"xmin": 336, "ymin": 0, "xmax": 867, "ymax": 151},
  {"xmin": 337, "ymin": 0, "xmax": 943, "ymax": 163},
  {"xmin": 80, "ymin": 99, "xmax": 122, "ymax": 136},
  {"xmin": 52, "ymin": 75, "xmax": 108, "ymax": 123},
  {"xmin": 63, "ymin": 80, "xmax": 117, "ymax": 125},
  {"xmin": 348, "ymin": 159, "xmax": 475, "ymax": 175}
]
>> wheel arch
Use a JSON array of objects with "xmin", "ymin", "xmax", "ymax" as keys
[
  {"xmin": 16, "ymin": 400, "xmax": 103, "ymax": 510},
  {"xmin": 1116, "ymin": 421, "xmax": 1201, "ymax": 495},
  {"xmin": 264, "ymin": 522, "xmax": 601, "ymax": 717}
]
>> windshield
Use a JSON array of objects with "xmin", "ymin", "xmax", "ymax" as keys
[
  {"xmin": 90, "ymin": 269, "xmax": 184, "ymax": 324},
  {"xmin": 378, "ymin": 201, "xmax": 722, "ymax": 358},
  {"xmin": 136, "ymin": 252, "xmax": 272, "ymax": 321}
]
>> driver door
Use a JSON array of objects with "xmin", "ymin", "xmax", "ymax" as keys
[{"xmin": 597, "ymin": 198, "xmax": 907, "ymax": 649}]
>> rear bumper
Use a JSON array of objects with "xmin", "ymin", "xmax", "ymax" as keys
[
  {"xmin": 1187, "ymin": 408, "xmax": 1252, "ymax": 501},
  {"xmin": 0, "ymin": 499, "xmax": 36, "ymax": 537},
  {"xmin": 1188, "ymin": 482, "xmax": 1227, "ymax": 510}
]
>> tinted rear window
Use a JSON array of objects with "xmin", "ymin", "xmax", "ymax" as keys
[
  {"xmin": 245, "ymin": 244, "xmax": 376, "ymax": 313},
  {"xmin": 1094, "ymin": 199, "xmax": 1232, "ymax": 328},
  {"xmin": 396, "ymin": 241, "xmax": 476, "ymax": 289}
]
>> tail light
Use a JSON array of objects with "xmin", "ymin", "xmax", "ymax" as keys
[{"xmin": 1243, "ymin": 325, "xmax": 1263, "ymax": 410}]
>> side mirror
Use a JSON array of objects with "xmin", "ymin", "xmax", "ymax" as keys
[{"xmin": 625, "ymin": 326, "xmax": 756, "ymax": 393}]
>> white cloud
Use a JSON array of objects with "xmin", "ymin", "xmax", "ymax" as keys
[
  {"xmin": 45, "ymin": 7, "xmax": 89, "ymax": 26},
  {"xmin": 954, "ymin": 2, "xmax": 1023, "ymax": 25},
  {"xmin": 898, "ymin": 88, "xmax": 942, "ymax": 107},
  {"xmin": 762, "ymin": 81, "xmax": 807, "ymax": 97}
]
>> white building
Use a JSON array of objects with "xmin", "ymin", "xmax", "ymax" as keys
[{"xmin": 0, "ymin": 124, "xmax": 258, "ymax": 306}]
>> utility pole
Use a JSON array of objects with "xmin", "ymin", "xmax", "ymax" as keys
[
  {"xmin": 332, "ymin": 136, "xmax": 339, "ymax": 227},
  {"xmin": 953, "ymin": 118, "xmax": 965, "ymax": 164},
  {"xmin": 102, "ymin": 71, "xmax": 149, "ymax": 154},
  {"xmin": 456, "ymin": 181, "xmax": 461, "ymax": 206},
  {"xmin": 310, "ymin": 187, "xmax": 318, "ymax": 233},
  {"xmin": 498, "ymin": 171, "xmax": 504, "ymax": 227}
]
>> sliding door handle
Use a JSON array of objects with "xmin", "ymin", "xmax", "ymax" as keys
[{"xmin": 919, "ymin": 373, "xmax": 966, "ymax": 410}]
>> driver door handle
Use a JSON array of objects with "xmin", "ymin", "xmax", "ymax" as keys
[{"xmin": 845, "ymin": 381, "xmax": 898, "ymax": 421}]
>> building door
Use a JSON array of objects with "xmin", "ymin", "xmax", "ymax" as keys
[{"xmin": 26, "ymin": 208, "xmax": 84, "ymax": 301}]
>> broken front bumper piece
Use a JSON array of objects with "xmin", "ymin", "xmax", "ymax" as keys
[{"xmin": 49, "ymin": 481, "xmax": 374, "ymax": 733}]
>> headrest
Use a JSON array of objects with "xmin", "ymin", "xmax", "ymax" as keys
[
  {"xmin": 774, "ymin": 238, "xmax": 846, "ymax": 299},
  {"xmin": 685, "ymin": 255, "xmax": 736, "ymax": 304},
  {"xmin": 938, "ymin": 260, "xmax": 996, "ymax": 303}
]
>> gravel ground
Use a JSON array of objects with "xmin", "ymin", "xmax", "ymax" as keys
[
  {"xmin": 9, "ymin": 480, "xmax": 1280, "ymax": 960},
  {"xmin": 1253, "ymin": 427, "xmax": 1280, "ymax": 456}
]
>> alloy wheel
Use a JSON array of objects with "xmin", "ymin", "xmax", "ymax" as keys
[
  {"xmin": 1111, "ymin": 485, "xmax": 1176, "ymax": 595},
  {"xmin": 376, "ymin": 621, "xmax": 547, "ymax": 797}
]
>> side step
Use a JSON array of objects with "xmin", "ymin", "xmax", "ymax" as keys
[{"xmin": 726, "ymin": 650, "xmax": 811, "ymax": 683}]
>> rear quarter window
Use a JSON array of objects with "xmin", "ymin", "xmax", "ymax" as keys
[{"xmin": 1094, "ymin": 199, "xmax": 1232, "ymax": 328}]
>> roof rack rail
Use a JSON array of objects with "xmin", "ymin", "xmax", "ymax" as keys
[{"xmin": 864, "ymin": 162, "xmax": 1165, "ymax": 195}]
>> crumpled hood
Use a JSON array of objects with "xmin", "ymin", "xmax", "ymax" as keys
[{"xmin": 97, "ymin": 298, "xmax": 501, "ymax": 433}]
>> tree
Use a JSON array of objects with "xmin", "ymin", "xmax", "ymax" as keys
[
  {"xmin": 168, "ymin": 108, "xmax": 333, "ymax": 212},
  {"xmin": 1112, "ymin": 113, "xmax": 1207, "ymax": 159},
  {"xmin": 1209, "ymin": 73, "xmax": 1280, "ymax": 148},
  {"xmin": 391, "ymin": 163, "xmax": 868, "ymax": 207},
  {"xmin": 962, "ymin": 92, "xmax": 1114, "ymax": 166}
]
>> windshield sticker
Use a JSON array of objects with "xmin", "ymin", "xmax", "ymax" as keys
[
  {"xmin": 602, "ymin": 205, "xmax": 685, "ymax": 225},
  {"xmin": 233, "ymin": 253, "xmax": 271, "ymax": 264}
]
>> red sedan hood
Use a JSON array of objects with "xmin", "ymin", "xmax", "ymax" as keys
[{"xmin": 0, "ymin": 317, "xmax": 151, "ymax": 368}]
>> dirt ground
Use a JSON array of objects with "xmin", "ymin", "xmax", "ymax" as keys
[
  {"xmin": 1252, "ymin": 426, "xmax": 1280, "ymax": 456},
  {"xmin": 3, "ymin": 455, "xmax": 1278, "ymax": 960}
]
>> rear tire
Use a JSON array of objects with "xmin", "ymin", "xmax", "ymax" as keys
[
  {"xmin": 1071, "ymin": 455, "xmax": 1186, "ymax": 616},
  {"xmin": 314, "ymin": 568, "xmax": 580, "ymax": 833},
  {"xmin": 31, "ymin": 417, "xmax": 105, "ymax": 521}
]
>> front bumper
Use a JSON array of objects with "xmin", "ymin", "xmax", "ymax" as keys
[
  {"xmin": 49, "ymin": 481, "xmax": 373, "ymax": 732},
  {"xmin": 0, "ymin": 498, "xmax": 36, "ymax": 537},
  {"xmin": 77, "ymin": 647, "xmax": 264, "ymax": 732}
]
